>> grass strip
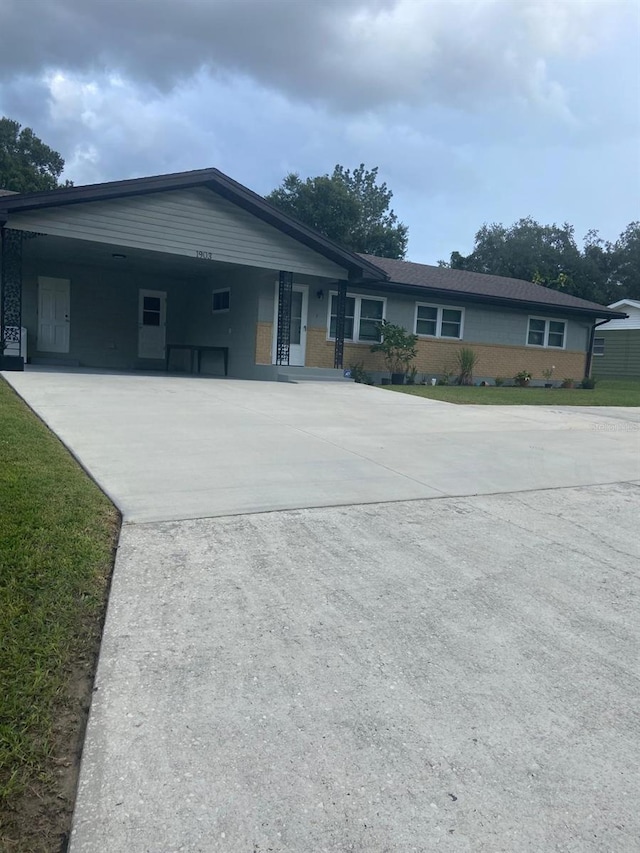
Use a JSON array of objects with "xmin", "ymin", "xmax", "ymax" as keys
[
  {"xmin": 0, "ymin": 377, "xmax": 119, "ymax": 852},
  {"xmin": 385, "ymin": 377, "xmax": 640, "ymax": 406}
]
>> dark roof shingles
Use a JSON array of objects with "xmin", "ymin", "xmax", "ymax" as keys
[{"xmin": 359, "ymin": 253, "xmax": 616, "ymax": 315}]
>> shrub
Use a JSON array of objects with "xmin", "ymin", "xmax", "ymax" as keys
[
  {"xmin": 370, "ymin": 320, "xmax": 418, "ymax": 376},
  {"xmin": 494, "ymin": 376, "xmax": 505, "ymax": 387},
  {"xmin": 542, "ymin": 365, "xmax": 556, "ymax": 381},
  {"xmin": 581, "ymin": 376, "xmax": 596, "ymax": 389},
  {"xmin": 456, "ymin": 347, "xmax": 478, "ymax": 386},
  {"xmin": 437, "ymin": 368, "xmax": 455, "ymax": 386},
  {"xmin": 514, "ymin": 370, "xmax": 532, "ymax": 386},
  {"xmin": 349, "ymin": 362, "xmax": 373, "ymax": 384}
]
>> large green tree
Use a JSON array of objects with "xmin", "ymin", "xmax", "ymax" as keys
[
  {"xmin": 0, "ymin": 117, "xmax": 71, "ymax": 193},
  {"xmin": 442, "ymin": 217, "xmax": 640, "ymax": 304},
  {"xmin": 608, "ymin": 222, "xmax": 640, "ymax": 301},
  {"xmin": 266, "ymin": 164, "xmax": 408, "ymax": 259}
]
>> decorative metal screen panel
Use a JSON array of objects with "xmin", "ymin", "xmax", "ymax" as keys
[
  {"xmin": 0, "ymin": 228, "xmax": 23, "ymax": 355},
  {"xmin": 333, "ymin": 280, "xmax": 348, "ymax": 369},
  {"xmin": 276, "ymin": 271, "xmax": 293, "ymax": 365}
]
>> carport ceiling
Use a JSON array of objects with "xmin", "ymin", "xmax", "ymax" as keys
[{"xmin": 22, "ymin": 233, "xmax": 244, "ymax": 278}]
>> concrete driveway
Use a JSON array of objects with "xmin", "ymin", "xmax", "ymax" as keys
[
  {"xmin": 5, "ymin": 369, "xmax": 640, "ymax": 522},
  {"xmin": 3, "ymin": 369, "xmax": 640, "ymax": 852}
]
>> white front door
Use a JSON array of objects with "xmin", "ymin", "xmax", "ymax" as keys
[
  {"xmin": 273, "ymin": 285, "xmax": 308, "ymax": 366},
  {"xmin": 38, "ymin": 277, "xmax": 70, "ymax": 353},
  {"xmin": 138, "ymin": 289, "xmax": 167, "ymax": 359}
]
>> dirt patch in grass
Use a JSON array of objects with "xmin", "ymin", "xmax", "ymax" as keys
[{"xmin": 0, "ymin": 377, "xmax": 120, "ymax": 852}]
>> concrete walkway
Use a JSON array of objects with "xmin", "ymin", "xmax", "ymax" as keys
[{"xmin": 3, "ymin": 369, "xmax": 639, "ymax": 852}]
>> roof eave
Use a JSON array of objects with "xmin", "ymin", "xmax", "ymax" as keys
[
  {"xmin": 205, "ymin": 172, "xmax": 386, "ymax": 279},
  {"xmin": 608, "ymin": 299, "xmax": 640, "ymax": 310},
  {"xmin": 0, "ymin": 169, "xmax": 387, "ymax": 281},
  {"xmin": 353, "ymin": 279, "xmax": 625, "ymax": 318}
]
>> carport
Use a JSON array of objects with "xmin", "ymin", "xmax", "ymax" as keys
[
  {"xmin": 0, "ymin": 169, "xmax": 383, "ymax": 377},
  {"xmin": 15, "ymin": 231, "xmax": 263, "ymax": 377}
]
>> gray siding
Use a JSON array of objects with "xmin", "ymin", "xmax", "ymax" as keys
[
  {"xmin": 258, "ymin": 275, "xmax": 336, "ymax": 328},
  {"xmin": 8, "ymin": 187, "xmax": 349, "ymax": 279},
  {"xmin": 592, "ymin": 329, "xmax": 640, "ymax": 377},
  {"xmin": 21, "ymin": 255, "xmax": 195, "ymax": 370},
  {"xmin": 351, "ymin": 289, "xmax": 591, "ymax": 352},
  {"xmin": 185, "ymin": 267, "xmax": 268, "ymax": 377},
  {"xmin": 20, "ymin": 250, "xmax": 270, "ymax": 377}
]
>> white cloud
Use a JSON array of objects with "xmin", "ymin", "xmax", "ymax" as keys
[{"xmin": 38, "ymin": 72, "xmax": 223, "ymax": 184}]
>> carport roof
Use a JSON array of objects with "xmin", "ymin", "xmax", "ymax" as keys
[
  {"xmin": 359, "ymin": 253, "xmax": 627, "ymax": 319},
  {"xmin": 0, "ymin": 168, "xmax": 625, "ymax": 319},
  {"xmin": 0, "ymin": 168, "xmax": 387, "ymax": 283}
]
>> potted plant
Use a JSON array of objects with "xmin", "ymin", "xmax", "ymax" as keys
[
  {"xmin": 514, "ymin": 370, "xmax": 531, "ymax": 387},
  {"xmin": 561, "ymin": 377, "xmax": 574, "ymax": 389},
  {"xmin": 370, "ymin": 320, "xmax": 418, "ymax": 385},
  {"xmin": 542, "ymin": 365, "xmax": 555, "ymax": 388},
  {"xmin": 405, "ymin": 365, "xmax": 418, "ymax": 385}
]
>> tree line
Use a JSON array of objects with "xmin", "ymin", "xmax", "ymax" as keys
[
  {"xmin": 441, "ymin": 218, "xmax": 640, "ymax": 305},
  {"xmin": 266, "ymin": 163, "xmax": 639, "ymax": 305},
  {"xmin": 1, "ymin": 116, "xmax": 637, "ymax": 304}
]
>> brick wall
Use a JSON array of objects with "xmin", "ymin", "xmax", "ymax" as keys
[
  {"xmin": 304, "ymin": 327, "xmax": 585, "ymax": 380},
  {"xmin": 257, "ymin": 323, "xmax": 586, "ymax": 381},
  {"xmin": 305, "ymin": 327, "xmax": 387, "ymax": 371}
]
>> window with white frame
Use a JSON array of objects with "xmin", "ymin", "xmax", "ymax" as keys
[
  {"xmin": 527, "ymin": 317, "xmax": 566, "ymax": 348},
  {"xmin": 415, "ymin": 304, "xmax": 464, "ymax": 339},
  {"xmin": 328, "ymin": 293, "xmax": 385, "ymax": 342},
  {"xmin": 212, "ymin": 288, "xmax": 230, "ymax": 313},
  {"xmin": 593, "ymin": 337, "xmax": 605, "ymax": 356}
]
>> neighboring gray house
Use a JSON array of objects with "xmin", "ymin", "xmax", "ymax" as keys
[
  {"xmin": 0, "ymin": 168, "xmax": 624, "ymax": 381},
  {"xmin": 592, "ymin": 299, "xmax": 640, "ymax": 378}
]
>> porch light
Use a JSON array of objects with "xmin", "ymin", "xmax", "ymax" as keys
[{"xmin": 316, "ymin": 288, "xmax": 324, "ymax": 300}]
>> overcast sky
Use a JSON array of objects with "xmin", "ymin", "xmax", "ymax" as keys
[{"xmin": 1, "ymin": 0, "xmax": 638, "ymax": 263}]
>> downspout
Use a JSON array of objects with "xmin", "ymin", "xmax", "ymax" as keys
[{"xmin": 584, "ymin": 318, "xmax": 612, "ymax": 379}]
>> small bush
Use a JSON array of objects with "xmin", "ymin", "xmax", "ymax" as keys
[
  {"xmin": 456, "ymin": 347, "xmax": 479, "ymax": 386},
  {"xmin": 349, "ymin": 362, "xmax": 373, "ymax": 384},
  {"xmin": 370, "ymin": 321, "xmax": 418, "ymax": 376},
  {"xmin": 581, "ymin": 376, "xmax": 597, "ymax": 389},
  {"xmin": 494, "ymin": 376, "xmax": 505, "ymax": 387}
]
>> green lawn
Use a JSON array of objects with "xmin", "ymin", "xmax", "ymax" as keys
[
  {"xmin": 384, "ymin": 378, "xmax": 640, "ymax": 406},
  {"xmin": 0, "ymin": 377, "xmax": 119, "ymax": 852}
]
